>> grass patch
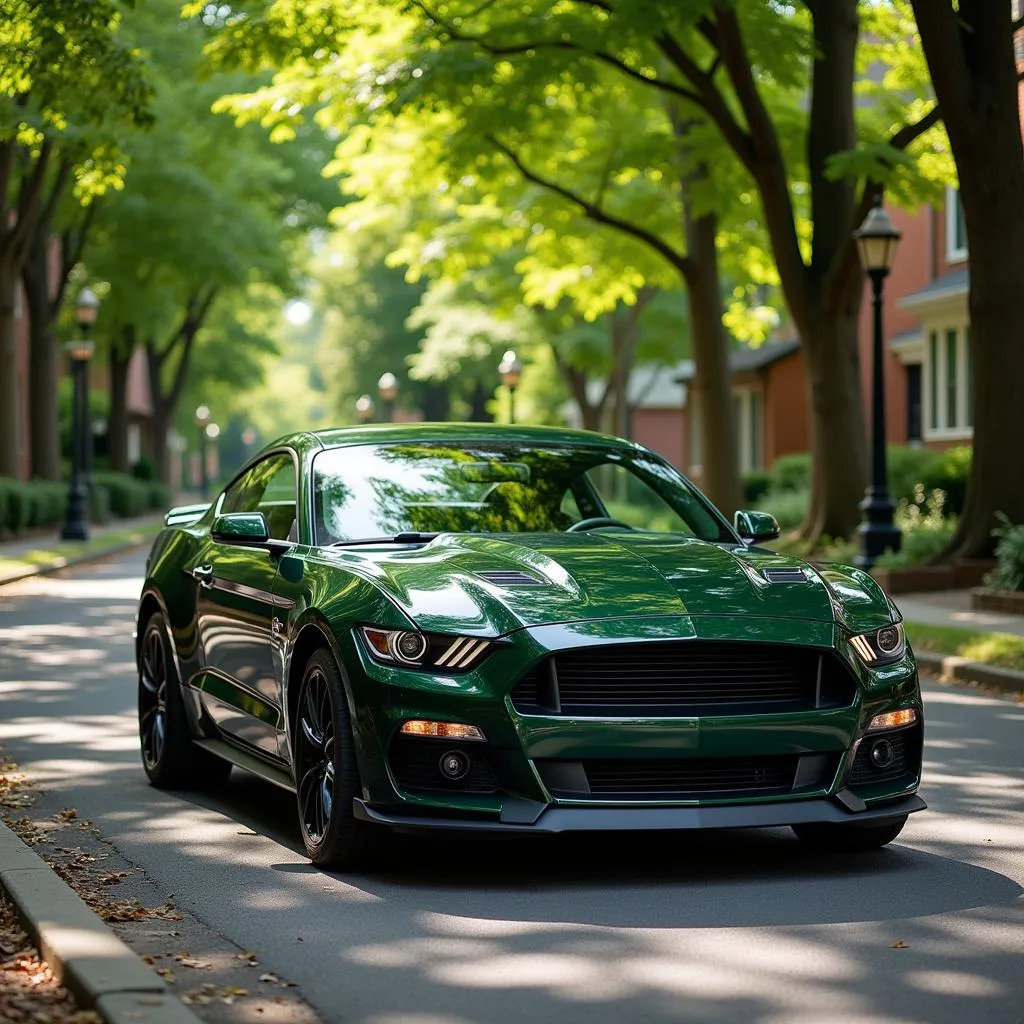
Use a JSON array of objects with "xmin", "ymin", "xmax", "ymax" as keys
[
  {"xmin": 0, "ymin": 523, "xmax": 161, "ymax": 582},
  {"xmin": 905, "ymin": 621, "xmax": 1024, "ymax": 672}
]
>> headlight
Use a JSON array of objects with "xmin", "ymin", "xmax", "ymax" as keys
[
  {"xmin": 359, "ymin": 626, "xmax": 494, "ymax": 672},
  {"xmin": 849, "ymin": 622, "xmax": 906, "ymax": 666}
]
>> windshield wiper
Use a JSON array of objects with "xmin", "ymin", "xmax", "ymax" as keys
[{"xmin": 329, "ymin": 532, "xmax": 440, "ymax": 547}]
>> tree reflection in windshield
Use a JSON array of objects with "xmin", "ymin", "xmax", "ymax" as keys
[{"xmin": 311, "ymin": 442, "xmax": 729, "ymax": 544}]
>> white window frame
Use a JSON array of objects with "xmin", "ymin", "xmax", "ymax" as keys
[
  {"xmin": 733, "ymin": 386, "xmax": 763, "ymax": 473},
  {"xmin": 946, "ymin": 186, "xmax": 968, "ymax": 263},
  {"xmin": 923, "ymin": 318, "xmax": 972, "ymax": 441}
]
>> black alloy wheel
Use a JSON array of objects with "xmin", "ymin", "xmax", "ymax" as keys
[
  {"xmin": 296, "ymin": 662, "xmax": 336, "ymax": 846},
  {"xmin": 137, "ymin": 612, "xmax": 231, "ymax": 789},
  {"xmin": 294, "ymin": 648, "xmax": 383, "ymax": 869},
  {"xmin": 139, "ymin": 623, "xmax": 169, "ymax": 773}
]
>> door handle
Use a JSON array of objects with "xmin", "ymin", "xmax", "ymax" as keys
[{"xmin": 191, "ymin": 564, "xmax": 214, "ymax": 587}]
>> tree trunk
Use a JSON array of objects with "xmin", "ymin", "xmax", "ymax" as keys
[
  {"xmin": 800, "ymin": 303, "xmax": 869, "ymax": 543},
  {"xmin": 23, "ymin": 239, "xmax": 60, "ymax": 480},
  {"xmin": 148, "ymin": 403, "xmax": 173, "ymax": 485},
  {"xmin": 682, "ymin": 207, "xmax": 742, "ymax": 516},
  {"xmin": 108, "ymin": 334, "xmax": 132, "ymax": 474},
  {"xmin": 910, "ymin": 0, "xmax": 1024, "ymax": 556},
  {"xmin": 0, "ymin": 265, "xmax": 20, "ymax": 478},
  {"xmin": 468, "ymin": 378, "xmax": 489, "ymax": 421}
]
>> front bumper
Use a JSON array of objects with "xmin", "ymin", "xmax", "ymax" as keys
[
  {"xmin": 347, "ymin": 614, "xmax": 924, "ymax": 822},
  {"xmin": 354, "ymin": 792, "xmax": 927, "ymax": 833}
]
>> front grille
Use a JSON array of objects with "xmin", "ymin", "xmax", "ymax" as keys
[
  {"xmin": 511, "ymin": 641, "xmax": 856, "ymax": 717},
  {"xmin": 388, "ymin": 737, "xmax": 497, "ymax": 795},
  {"xmin": 849, "ymin": 726, "xmax": 921, "ymax": 788},
  {"xmin": 537, "ymin": 755, "xmax": 799, "ymax": 800}
]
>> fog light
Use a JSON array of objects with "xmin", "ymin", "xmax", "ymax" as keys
[
  {"xmin": 400, "ymin": 720, "xmax": 486, "ymax": 741},
  {"xmin": 870, "ymin": 738, "xmax": 895, "ymax": 768},
  {"xmin": 868, "ymin": 708, "xmax": 917, "ymax": 732},
  {"xmin": 438, "ymin": 749, "xmax": 470, "ymax": 781}
]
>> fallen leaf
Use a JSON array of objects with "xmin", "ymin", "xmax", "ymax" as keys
[
  {"xmin": 890, "ymin": 940, "xmax": 909, "ymax": 949},
  {"xmin": 176, "ymin": 958, "xmax": 212, "ymax": 970},
  {"xmin": 258, "ymin": 973, "xmax": 280, "ymax": 984}
]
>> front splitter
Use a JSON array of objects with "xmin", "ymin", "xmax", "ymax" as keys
[{"xmin": 353, "ymin": 792, "xmax": 926, "ymax": 834}]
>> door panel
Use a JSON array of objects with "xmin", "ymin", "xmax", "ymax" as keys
[
  {"xmin": 194, "ymin": 542, "xmax": 286, "ymax": 757},
  {"xmin": 190, "ymin": 451, "xmax": 298, "ymax": 759}
]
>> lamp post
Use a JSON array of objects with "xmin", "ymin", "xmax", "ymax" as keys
[
  {"xmin": 377, "ymin": 373, "xmax": 398, "ymax": 422},
  {"xmin": 853, "ymin": 196, "xmax": 903, "ymax": 569},
  {"xmin": 61, "ymin": 289, "xmax": 100, "ymax": 541},
  {"xmin": 356, "ymin": 394, "xmax": 375, "ymax": 423},
  {"xmin": 205, "ymin": 422, "xmax": 220, "ymax": 489},
  {"xmin": 195, "ymin": 404, "xmax": 211, "ymax": 497},
  {"xmin": 498, "ymin": 348, "xmax": 523, "ymax": 424}
]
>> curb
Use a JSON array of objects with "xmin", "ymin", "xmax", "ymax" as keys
[
  {"xmin": 0, "ymin": 819, "xmax": 203, "ymax": 1024},
  {"xmin": 0, "ymin": 531, "xmax": 158, "ymax": 588},
  {"xmin": 915, "ymin": 649, "xmax": 1024, "ymax": 694}
]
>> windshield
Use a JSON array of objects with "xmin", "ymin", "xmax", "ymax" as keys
[{"xmin": 311, "ymin": 442, "xmax": 732, "ymax": 545}]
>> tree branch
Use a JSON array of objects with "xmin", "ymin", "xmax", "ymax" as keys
[
  {"xmin": 410, "ymin": 0, "xmax": 703, "ymax": 106},
  {"xmin": 10, "ymin": 140, "xmax": 54, "ymax": 257},
  {"xmin": 888, "ymin": 102, "xmax": 942, "ymax": 152},
  {"xmin": 38, "ymin": 157, "xmax": 72, "ymax": 230},
  {"xmin": 487, "ymin": 134, "xmax": 693, "ymax": 279}
]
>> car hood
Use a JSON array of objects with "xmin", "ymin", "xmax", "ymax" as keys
[{"xmin": 326, "ymin": 532, "xmax": 893, "ymax": 636}]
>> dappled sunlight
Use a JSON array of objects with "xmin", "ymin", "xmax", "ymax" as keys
[{"xmin": 0, "ymin": 574, "xmax": 143, "ymax": 601}]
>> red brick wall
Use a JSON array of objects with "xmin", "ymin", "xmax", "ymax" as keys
[
  {"xmin": 633, "ymin": 407, "xmax": 685, "ymax": 469},
  {"xmin": 762, "ymin": 351, "xmax": 810, "ymax": 467}
]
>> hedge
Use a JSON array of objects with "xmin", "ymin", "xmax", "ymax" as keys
[
  {"xmin": 757, "ymin": 445, "xmax": 972, "ymax": 515},
  {"xmin": 0, "ymin": 473, "xmax": 171, "ymax": 537}
]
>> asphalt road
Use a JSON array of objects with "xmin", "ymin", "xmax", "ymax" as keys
[{"xmin": 1, "ymin": 550, "xmax": 1022, "ymax": 1024}]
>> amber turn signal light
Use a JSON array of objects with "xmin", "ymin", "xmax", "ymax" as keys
[{"xmin": 400, "ymin": 720, "xmax": 486, "ymax": 741}]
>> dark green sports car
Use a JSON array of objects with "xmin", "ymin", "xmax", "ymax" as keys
[{"xmin": 135, "ymin": 424, "xmax": 924, "ymax": 868}]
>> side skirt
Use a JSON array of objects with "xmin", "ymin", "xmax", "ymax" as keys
[{"xmin": 193, "ymin": 737, "xmax": 295, "ymax": 792}]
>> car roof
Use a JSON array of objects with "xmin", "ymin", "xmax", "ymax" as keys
[{"xmin": 271, "ymin": 423, "xmax": 646, "ymax": 457}]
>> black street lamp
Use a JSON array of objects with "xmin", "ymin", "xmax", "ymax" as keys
[
  {"xmin": 853, "ymin": 196, "xmax": 902, "ymax": 569},
  {"xmin": 498, "ymin": 348, "xmax": 523, "ymax": 424},
  {"xmin": 195, "ymin": 404, "xmax": 211, "ymax": 497},
  {"xmin": 377, "ymin": 373, "xmax": 398, "ymax": 422},
  {"xmin": 61, "ymin": 289, "xmax": 100, "ymax": 541},
  {"xmin": 356, "ymin": 394, "xmax": 375, "ymax": 423}
]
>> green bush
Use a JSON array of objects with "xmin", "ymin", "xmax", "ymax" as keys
[
  {"xmin": 769, "ymin": 453, "xmax": 811, "ymax": 493},
  {"xmin": 89, "ymin": 484, "xmax": 111, "ymax": 524},
  {"xmin": 0, "ymin": 479, "xmax": 31, "ymax": 535},
  {"xmin": 27, "ymin": 480, "xmax": 66, "ymax": 529},
  {"xmin": 985, "ymin": 514, "xmax": 1024, "ymax": 592},
  {"xmin": 93, "ymin": 471, "xmax": 151, "ymax": 518},
  {"xmin": 755, "ymin": 487, "xmax": 809, "ymax": 531},
  {"xmin": 922, "ymin": 446, "xmax": 971, "ymax": 516},
  {"xmin": 147, "ymin": 480, "xmax": 171, "ymax": 511},
  {"xmin": 742, "ymin": 470, "xmax": 772, "ymax": 505},
  {"xmin": 131, "ymin": 456, "xmax": 157, "ymax": 482},
  {"xmin": 886, "ymin": 446, "xmax": 940, "ymax": 506},
  {"xmin": 876, "ymin": 486, "xmax": 958, "ymax": 568}
]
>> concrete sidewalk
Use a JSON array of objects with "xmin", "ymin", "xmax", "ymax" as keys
[
  {"xmin": 0, "ymin": 513, "xmax": 165, "ymax": 562},
  {"xmin": 895, "ymin": 588, "xmax": 1024, "ymax": 638}
]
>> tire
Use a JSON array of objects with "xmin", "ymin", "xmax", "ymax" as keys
[
  {"xmin": 792, "ymin": 814, "xmax": 908, "ymax": 853},
  {"xmin": 138, "ymin": 611, "xmax": 232, "ymax": 790},
  {"xmin": 293, "ymin": 648, "xmax": 385, "ymax": 870}
]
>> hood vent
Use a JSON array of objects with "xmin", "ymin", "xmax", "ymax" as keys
[
  {"xmin": 476, "ymin": 570, "xmax": 545, "ymax": 586},
  {"xmin": 762, "ymin": 567, "xmax": 808, "ymax": 584}
]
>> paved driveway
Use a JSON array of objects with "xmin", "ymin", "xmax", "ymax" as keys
[{"xmin": 1, "ymin": 551, "xmax": 1022, "ymax": 1023}]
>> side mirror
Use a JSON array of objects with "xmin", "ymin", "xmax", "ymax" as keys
[
  {"xmin": 734, "ymin": 509, "xmax": 781, "ymax": 544},
  {"xmin": 211, "ymin": 512, "xmax": 270, "ymax": 545}
]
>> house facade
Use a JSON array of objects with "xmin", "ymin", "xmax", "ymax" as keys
[{"xmin": 669, "ymin": 186, "xmax": 975, "ymax": 484}]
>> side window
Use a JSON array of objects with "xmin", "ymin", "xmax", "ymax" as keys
[
  {"xmin": 219, "ymin": 455, "xmax": 297, "ymax": 541},
  {"xmin": 584, "ymin": 463, "xmax": 693, "ymax": 534}
]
